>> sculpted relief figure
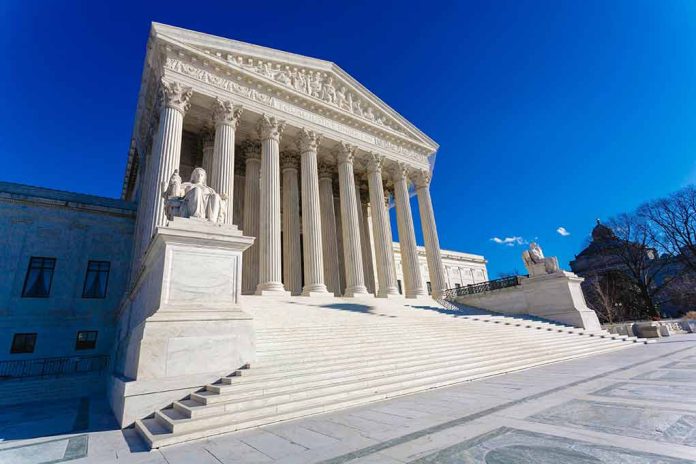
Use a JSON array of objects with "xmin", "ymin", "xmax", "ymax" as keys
[
  {"xmin": 522, "ymin": 242, "xmax": 560, "ymax": 276},
  {"xmin": 162, "ymin": 167, "xmax": 225, "ymax": 224}
]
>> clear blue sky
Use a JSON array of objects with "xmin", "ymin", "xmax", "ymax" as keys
[{"xmin": 2, "ymin": 0, "xmax": 695, "ymax": 277}]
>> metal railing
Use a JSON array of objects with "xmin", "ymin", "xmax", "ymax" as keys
[
  {"xmin": 0, "ymin": 355, "xmax": 109, "ymax": 380},
  {"xmin": 442, "ymin": 275, "xmax": 524, "ymax": 300}
]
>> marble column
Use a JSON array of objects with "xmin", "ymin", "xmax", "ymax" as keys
[
  {"xmin": 142, "ymin": 81, "xmax": 192, "ymax": 248},
  {"xmin": 335, "ymin": 142, "xmax": 368, "ymax": 297},
  {"xmin": 210, "ymin": 98, "xmax": 242, "ymax": 225},
  {"xmin": 297, "ymin": 129, "xmax": 330, "ymax": 296},
  {"xmin": 241, "ymin": 140, "xmax": 261, "ymax": 294},
  {"xmin": 393, "ymin": 163, "xmax": 428, "ymax": 299},
  {"xmin": 233, "ymin": 157, "xmax": 245, "ymax": 228},
  {"xmin": 334, "ymin": 189, "xmax": 346, "ymax": 295},
  {"xmin": 415, "ymin": 170, "xmax": 447, "ymax": 298},
  {"xmin": 356, "ymin": 181, "xmax": 376, "ymax": 294},
  {"xmin": 201, "ymin": 126, "xmax": 214, "ymax": 177},
  {"xmin": 366, "ymin": 155, "xmax": 400, "ymax": 297},
  {"xmin": 318, "ymin": 163, "xmax": 341, "ymax": 296},
  {"xmin": 256, "ymin": 114, "xmax": 288, "ymax": 295},
  {"xmin": 281, "ymin": 151, "xmax": 302, "ymax": 296}
]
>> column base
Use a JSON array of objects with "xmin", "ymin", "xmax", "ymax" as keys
[
  {"xmin": 302, "ymin": 283, "xmax": 331, "ymax": 297},
  {"xmin": 405, "ymin": 292, "xmax": 429, "ymax": 299},
  {"xmin": 255, "ymin": 282, "xmax": 291, "ymax": 296},
  {"xmin": 344, "ymin": 285, "xmax": 372, "ymax": 297},
  {"xmin": 376, "ymin": 287, "xmax": 401, "ymax": 298}
]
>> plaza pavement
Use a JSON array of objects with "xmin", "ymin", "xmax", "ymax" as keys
[{"xmin": 1, "ymin": 335, "xmax": 696, "ymax": 463}]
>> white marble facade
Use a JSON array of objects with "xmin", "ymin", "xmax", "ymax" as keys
[{"xmin": 123, "ymin": 23, "xmax": 461, "ymax": 300}]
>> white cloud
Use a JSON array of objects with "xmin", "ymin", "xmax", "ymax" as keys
[
  {"xmin": 556, "ymin": 226, "xmax": 571, "ymax": 237},
  {"xmin": 490, "ymin": 236, "xmax": 525, "ymax": 247}
]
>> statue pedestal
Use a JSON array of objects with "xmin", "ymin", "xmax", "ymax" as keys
[
  {"xmin": 109, "ymin": 218, "xmax": 254, "ymax": 426},
  {"xmin": 520, "ymin": 271, "xmax": 602, "ymax": 331}
]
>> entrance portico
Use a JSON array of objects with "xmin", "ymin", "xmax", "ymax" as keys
[{"xmin": 126, "ymin": 23, "xmax": 445, "ymax": 299}]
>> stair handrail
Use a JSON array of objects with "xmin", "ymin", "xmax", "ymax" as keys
[
  {"xmin": 0, "ymin": 354, "xmax": 109, "ymax": 380},
  {"xmin": 443, "ymin": 275, "xmax": 525, "ymax": 300}
]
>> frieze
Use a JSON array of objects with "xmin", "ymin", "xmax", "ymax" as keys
[{"xmin": 164, "ymin": 57, "xmax": 430, "ymax": 168}]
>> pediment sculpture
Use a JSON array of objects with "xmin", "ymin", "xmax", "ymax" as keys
[
  {"xmin": 522, "ymin": 242, "xmax": 560, "ymax": 276},
  {"xmin": 162, "ymin": 167, "xmax": 227, "ymax": 224}
]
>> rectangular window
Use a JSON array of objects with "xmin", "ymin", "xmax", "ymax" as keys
[
  {"xmin": 82, "ymin": 261, "xmax": 110, "ymax": 299},
  {"xmin": 75, "ymin": 331, "xmax": 98, "ymax": 350},
  {"xmin": 11, "ymin": 333, "xmax": 37, "ymax": 354},
  {"xmin": 22, "ymin": 257, "xmax": 56, "ymax": 298},
  {"xmin": 426, "ymin": 281, "xmax": 432, "ymax": 295},
  {"xmin": 397, "ymin": 280, "xmax": 402, "ymax": 294}
]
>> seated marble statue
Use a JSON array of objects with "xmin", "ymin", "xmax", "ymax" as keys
[
  {"xmin": 162, "ymin": 167, "xmax": 224, "ymax": 223},
  {"xmin": 522, "ymin": 242, "xmax": 560, "ymax": 276}
]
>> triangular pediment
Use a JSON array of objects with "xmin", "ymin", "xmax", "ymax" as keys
[{"xmin": 151, "ymin": 23, "xmax": 438, "ymax": 153}]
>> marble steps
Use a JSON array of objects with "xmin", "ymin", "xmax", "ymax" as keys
[
  {"xmin": 204, "ymin": 334, "xmax": 614, "ymax": 396},
  {"xmin": 136, "ymin": 341, "xmax": 629, "ymax": 447},
  {"xmin": 251, "ymin": 330, "xmax": 606, "ymax": 370},
  {"xmin": 185, "ymin": 337, "xmax": 626, "ymax": 411}
]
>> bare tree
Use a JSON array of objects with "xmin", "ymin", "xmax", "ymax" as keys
[
  {"xmin": 638, "ymin": 185, "xmax": 696, "ymax": 273},
  {"xmin": 604, "ymin": 213, "xmax": 674, "ymax": 318}
]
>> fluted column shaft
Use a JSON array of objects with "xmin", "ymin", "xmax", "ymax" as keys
[
  {"xmin": 336, "ymin": 143, "xmax": 368, "ymax": 297},
  {"xmin": 356, "ymin": 185, "xmax": 376, "ymax": 294},
  {"xmin": 281, "ymin": 153, "xmax": 302, "ymax": 295},
  {"xmin": 210, "ymin": 99, "xmax": 242, "ymax": 225},
  {"xmin": 242, "ymin": 141, "xmax": 261, "ymax": 294},
  {"xmin": 319, "ymin": 166, "xmax": 341, "ymax": 296},
  {"xmin": 393, "ymin": 165, "xmax": 428, "ymax": 298},
  {"xmin": 233, "ymin": 160, "xmax": 245, "ymax": 228},
  {"xmin": 201, "ymin": 127, "xmax": 214, "ymax": 177},
  {"xmin": 298, "ymin": 130, "xmax": 329, "ymax": 296},
  {"xmin": 141, "ymin": 81, "xmax": 192, "ymax": 254},
  {"xmin": 366, "ymin": 156, "xmax": 399, "ymax": 297},
  {"xmin": 256, "ymin": 115, "xmax": 288, "ymax": 295},
  {"xmin": 334, "ymin": 192, "xmax": 346, "ymax": 294},
  {"xmin": 415, "ymin": 172, "xmax": 447, "ymax": 298}
]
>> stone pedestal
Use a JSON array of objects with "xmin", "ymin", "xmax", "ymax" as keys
[
  {"xmin": 109, "ymin": 217, "xmax": 254, "ymax": 426},
  {"xmin": 520, "ymin": 271, "xmax": 602, "ymax": 331}
]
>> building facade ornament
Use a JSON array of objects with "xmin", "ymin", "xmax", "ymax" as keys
[
  {"xmin": 335, "ymin": 141, "xmax": 356, "ymax": 164},
  {"xmin": 240, "ymin": 139, "xmax": 262, "ymax": 160},
  {"xmin": 367, "ymin": 153, "xmax": 385, "ymax": 174},
  {"xmin": 256, "ymin": 114, "xmax": 286, "ymax": 142},
  {"xmin": 159, "ymin": 80, "xmax": 193, "ymax": 115},
  {"xmin": 318, "ymin": 161, "xmax": 334, "ymax": 179},
  {"xmin": 280, "ymin": 150, "xmax": 300, "ymax": 171},
  {"xmin": 297, "ymin": 128, "xmax": 322, "ymax": 153},
  {"xmin": 413, "ymin": 170, "xmax": 431, "ymax": 188},
  {"xmin": 213, "ymin": 98, "xmax": 243, "ymax": 127}
]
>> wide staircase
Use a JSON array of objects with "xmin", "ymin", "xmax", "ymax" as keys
[{"xmin": 135, "ymin": 296, "xmax": 645, "ymax": 448}]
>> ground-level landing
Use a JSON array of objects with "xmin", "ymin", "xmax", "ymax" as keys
[{"xmin": 2, "ymin": 334, "xmax": 695, "ymax": 463}]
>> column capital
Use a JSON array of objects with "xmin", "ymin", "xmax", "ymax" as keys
[
  {"xmin": 318, "ymin": 161, "xmax": 335, "ymax": 180},
  {"xmin": 366, "ymin": 153, "xmax": 385, "ymax": 174},
  {"xmin": 390, "ymin": 162, "xmax": 410, "ymax": 182},
  {"xmin": 241, "ymin": 139, "xmax": 261, "ymax": 161},
  {"xmin": 297, "ymin": 128, "xmax": 323, "ymax": 153},
  {"xmin": 281, "ymin": 150, "xmax": 300, "ymax": 171},
  {"xmin": 257, "ymin": 114, "xmax": 286, "ymax": 142},
  {"xmin": 159, "ymin": 80, "xmax": 193, "ymax": 115},
  {"xmin": 412, "ymin": 169, "xmax": 431, "ymax": 189},
  {"xmin": 213, "ymin": 98, "xmax": 243, "ymax": 127},
  {"xmin": 334, "ymin": 141, "xmax": 356, "ymax": 164}
]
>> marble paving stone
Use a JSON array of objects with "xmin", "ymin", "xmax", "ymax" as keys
[
  {"xmin": 662, "ymin": 361, "xmax": 696, "ymax": 369},
  {"xmin": 408, "ymin": 427, "xmax": 693, "ymax": 463},
  {"xmin": 0, "ymin": 434, "xmax": 88, "ymax": 464},
  {"xmin": 634, "ymin": 369, "xmax": 696, "ymax": 383},
  {"xmin": 203, "ymin": 435, "xmax": 274, "ymax": 463},
  {"xmin": 159, "ymin": 443, "xmax": 224, "ymax": 464},
  {"xmin": 592, "ymin": 381, "xmax": 696, "ymax": 404},
  {"xmin": 529, "ymin": 399, "xmax": 696, "ymax": 447},
  {"xmin": 264, "ymin": 425, "xmax": 341, "ymax": 450},
  {"xmin": 236, "ymin": 429, "xmax": 309, "ymax": 460}
]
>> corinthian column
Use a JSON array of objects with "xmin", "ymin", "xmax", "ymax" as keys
[
  {"xmin": 281, "ymin": 151, "xmax": 302, "ymax": 296},
  {"xmin": 393, "ymin": 164, "xmax": 427, "ymax": 299},
  {"xmin": 201, "ymin": 126, "xmax": 214, "ymax": 177},
  {"xmin": 142, "ymin": 81, "xmax": 192, "ymax": 247},
  {"xmin": 210, "ymin": 98, "xmax": 242, "ymax": 225},
  {"xmin": 355, "ymin": 181, "xmax": 376, "ymax": 294},
  {"xmin": 298, "ymin": 129, "xmax": 330, "ymax": 296},
  {"xmin": 241, "ymin": 140, "xmax": 261, "ymax": 294},
  {"xmin": 335, "ymin": 143, "xmax": 368, "ymax": 297},
  {"xmin": 366, "ymin": 155, "xmax": 399, "ymax": 297},
  {"xmin": 415, "ymin": 170, "xmax": 447, "ymax": 298},
  {"xmin": 255, "ymin": 114, "xmax": 288, "ymax": 295},
  {"xmin": 318, "ymin": 163, "xmax": 341, "ymax": 296},
  {"xmin": 233, "ymin": 157, "xmax": 245, "ymax": 228}
]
